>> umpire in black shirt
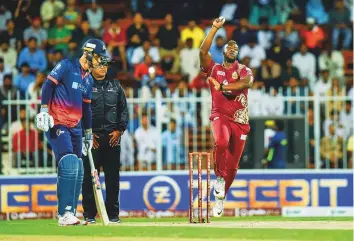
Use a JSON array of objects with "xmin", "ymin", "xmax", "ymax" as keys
[{"xmin": 82, "ymin": 57, "xmax": 128, "ymax": 224}]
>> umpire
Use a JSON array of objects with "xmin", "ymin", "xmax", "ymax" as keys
[{"xmin": 81, "ymin": 47, "xmax": 128, "ymax": 224}]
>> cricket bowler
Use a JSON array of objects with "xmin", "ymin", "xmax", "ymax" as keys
[
  {"xmin": 35, "ymin": 38, "xmax": 109, "ymax": 226},
  {"xmin": 199, "ymin": 17, "xmax": 254, "ymax": 217}
]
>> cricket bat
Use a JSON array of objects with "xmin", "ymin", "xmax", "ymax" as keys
[{"xmin": 88, "ymin": 149, "xmax": 110, "ymax": 226}]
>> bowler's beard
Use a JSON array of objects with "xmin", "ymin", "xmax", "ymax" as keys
[{"xmin": 224, "ymin": 54, "xmax": 237, "ymax": 63}]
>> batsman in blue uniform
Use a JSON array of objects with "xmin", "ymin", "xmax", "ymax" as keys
[{"xmin": 35, "ymin": 39, "xmax": 109, "ymax": 226}]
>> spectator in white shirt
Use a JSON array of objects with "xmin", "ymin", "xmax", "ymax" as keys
[
  {"xmin": 0, "ymin": 39, "xmax": 17, "ymax": 72},
  {"xmin": 313, "ymin": 69, "xmax": 331, "ymax": 96},
  {"xmin": 292, "ymin": 43, "xmax": 316, "ymax": 87},
  {"xmin": 162, "ymin": 119, "xmax": 185, "ymax": 167},
  {"xmin": 40, "ymin": 0, "xmax": 65, "ymax": 28},
  {"xmin": 180, "ymin": 38, "xmax": 200, "ymax": 82},
  {"xmin": 219, "ymin": 0, "xmax": 238, "ymax": 22},
  {"xmin": 239, "ymin": 36, "xmax": 266, "ymax": 69},
  {"xmin": 318, "ymin": 42, "xmax": 344, "ymax": 80},
  {"xmin": 131, "ymin": 40, "xmax": 160, "ymax": 65},
  {"xmin": 120, "ymin": 130, "xmax": 135, "ymax": 170},
  {"xmin": 263, "ymin": 88, "xmax": 284, "ymax": 116},
  {"xmin": 0, "ymin": 57, "xmax": 12, "ymax": 87},
  {"xmin": 323, "ymin": 110, "xmax": 346, "ymax": 138},
  {"xmin": 257, "ymin": 17, "xmax": 274, "ymax": 50},
  {"xmin": 134, "ymin": 113, "xmax": 159, "ymax": 168},
  {"xmin": 85, "ymin": 2, "xmax": 104, "ymax": 35}
]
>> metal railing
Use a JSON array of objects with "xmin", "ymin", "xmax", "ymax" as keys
[{"xmin": 1, "ymin": 87, "xmax": 353, "ymax": 174}]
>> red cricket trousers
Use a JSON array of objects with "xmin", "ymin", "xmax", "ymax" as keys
[{"xmin": 211, "ymin": 114, "xmax": 250, "ymax": 194}]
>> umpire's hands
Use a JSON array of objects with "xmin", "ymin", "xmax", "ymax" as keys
[{"xmin": 109, "ymin": 130, "xmax": 121, "ymax": 147}]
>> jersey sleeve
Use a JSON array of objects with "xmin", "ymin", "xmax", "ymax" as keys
[
  {"xmin": 239, "ymin": 65, "xmax": 253, "ymax": 80},
  {"xmin": 200, "ymin": 59, "xmax": 216, "ymax": 76},
  {"xmin": 47, "ymin": 59, "xmax": 69, "ymax": 85}
]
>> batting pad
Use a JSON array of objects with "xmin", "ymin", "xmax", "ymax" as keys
[
  {"xmin": 73, "ymin": 158, "xmax": 84, "ymax": 215},
  {"xmin": 57, "ymin": 154, "xmax": 80, "ymax": 216}
]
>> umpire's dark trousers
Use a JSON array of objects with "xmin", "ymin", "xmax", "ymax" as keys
[{"xmin": 82, "ymin": 132, "xmax": 120, "ymax": 219}]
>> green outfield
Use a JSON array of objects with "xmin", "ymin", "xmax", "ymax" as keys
[{"xmin": 0, "ymin": 217, "xmax": 352, "ymax": 241}]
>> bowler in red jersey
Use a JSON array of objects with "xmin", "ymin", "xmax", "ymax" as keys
[{"xmin": 199, "ymin": 17, "xmax": 254, "ymax": 217}]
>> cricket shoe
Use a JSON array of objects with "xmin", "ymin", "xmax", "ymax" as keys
[
  {"xmin": 85, "ymin": 217, "xmax": 97, "ymax": 224},
  {"xmin": 58, "ymin": 212, "xmax": 83, "ymax": 226},
  {"xmin": 109, "ymin": 217, "xmax": 121, "ymax": 224},
  {"xmin": 213, "ymin": 176, "xmax": 225, "ymax": 199},
  {"xmin": 212, "ymin": 198, "xmax": 224, "ymax": 217}
]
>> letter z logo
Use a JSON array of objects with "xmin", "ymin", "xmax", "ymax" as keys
[{"xmin": 153, "ymin": 186, "xmax": 170, "ymax": 204}]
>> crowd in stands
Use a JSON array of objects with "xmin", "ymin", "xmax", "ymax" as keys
[{"xmin": 0, "ymin": 0, "xmax": 352, "ymax": 171}]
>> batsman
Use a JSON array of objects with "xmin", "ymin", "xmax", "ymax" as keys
[
  {"xmin": 199, "ymin": 17, "xmax": 254, "ymax": 217},
  {"xmin": 35, "ymin": 39, "xmax": 108, "ymax": 226}
]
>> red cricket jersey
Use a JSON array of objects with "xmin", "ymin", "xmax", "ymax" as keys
[{"xmin": 202, "ymin": 60, "xmax": 253, "ymax": 125}]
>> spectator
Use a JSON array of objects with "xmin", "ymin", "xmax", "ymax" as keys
[
  {"xmin": 40, "ymin": 0, "xmax": 65, "ymax": 28},
  {"xmin": 131, "ymin": 40, "xmax": 160, "ymax": 65},
  {"xmin": 292, "ymin": 43, "xmax": 316, "ymax": 87},
  {"xmin": 313, "ymin": 69, "xmax": 331, "ymax": 96},
  {"xmin": 219, "ymin": 0, "xmax": 238, "ymax": 23},
  {"xmin": 204, "ymin": 25, "xmax": 227, "ymax": 47},
  {"xmin": 157, "ymin": 13, "xmax": 180, "ymax": 74},
  {"xmin": 306, "ymin": 0, "xmax": 328, "ymax": 24},
  {"xmin": 323, "ymin": 110, "xmax": 345, "ymax": 138},
  {"xmin": 267, "ymin": 38, "xmax": 292, "ymax": 66},
  {"xmin": 140, "ymin": 61, "xmax": 167, "ymax": 91},
  {"xmin": 280, "ymin": 58, "xmax": 300, "ymax": 86},
  {"xmin": 248, "ymin": 81, "xmax": 267, "ymax": 116},
  {"xmin": 85, "ymin": 2, "xmax": 104, "ymax": 35},
  {"xmin": 134, "ymin": 55, "xmax": 163, "ymax": 81},
  {"xmin": 162, "ymin": 119, "xmax": 185, "ymax": 168},
  {"xmin": 0, "ymin": 4, "xmax": 12, "ymax": 32},
  {"xmin": 24, "ymin": 17, "xmax": 48, "ymax": 49},
  {"xmin": 300, "ymin": 18, "xmax": 325, "ymax": 55},
  {"xmin": 231, "ymin": 18, "xmax": 255, "ymax": 48},
  {"xmin": 180, "ymin": 20, "xmax": 205, "ymax": 49},
  {"xmin": 18, "ymin": 37, "xmax": 47, "ymax": 73},
  {"xmin": 320, "ymin": 124, "xmax": 344, "ymax": 168},
  {"xmin": 120, "ymin": 130, "xmax": 135, "ymax": 170},
  {"xmin": 257, "ymin": 17, "xmax": 274, "ymax": 50},
  {"xmin": 283, "ymin": 77, "xmax": 305, "ymax": 114},
  {"xmin": 340, "ymin": 101, "xmax": 353, "ymax": 138},
  {"xmin": 70, "ymin": 20, "xmax": 97, "ymax": 57},
  {"xmin": 126, "ymin": 12, "xmax": 149, "ymax": 48},
  {"xmin": 264, "ymin": 88, "xmax": 284, "ymax": 116},
  {"xmin": 258, "ymin": 59, "xmax": 282, "ymax": 90},
  {"xmin": 63, "ymin": 0, "xmax": 81, "ymax": 31},
  {"xmin": 249, "ymin": 0, "xmax": 278, "ymax": 26},
  {"xmin": 264, "ymin": 120, "xmax": 287, "ymax": 168},
  {"xmin": 134, "ymin": 113, "xmax": 159, "ymax": 169},
  {"xmin": 180, "ymin": 38, "xmax": 200, "ymax": 82},
  {"xmin": 48, "ymin": 16, "xmax": 72, "ymax": 53},
  {"xmin": 14, "ymin": 0, "xmax": 32, "ymax": 29},
  {"xmin": 275, "ymin": 0, "xmax": 300, "ymax": 24},
  {"xmin": 27, "ymin": 72, "xmax": 45, "ymax": 100},
  {"xmin": 0, "ymin": 74, "xmax": 17, "ymax": 127},
  {"xmin": 209, "ymin": 36, "xmax": 225, "ymax": 64},
  {"xmin": 14, "ymin": 62, "xmax": 35, "ymax": 95},
  {"xmin": 329, "ymin": 0, "xmax": 352, "ymax": 50},
  {"xmin": 102, "ymin": 19, "xmax": 127, "ymax": 70},
  {"xmin": 319, "ymin": 43, "xmax": 345, "ymax": 81},
  {"xmin": 279, "ymin": 19, "xmax": 300, "ymax": 51},
  {"xmin": 0, "ymin": 39, "xmax": 17, "ymax": 70},
  {"xmin": 239, "ymin": 36, "xmax": 266, "ymax": 69},
  {"xmin": 47, "ymin": 49, "xmax": 63, "ymax": 70},
  {"xmin": 12, "ymin": 118, "xmax": 40, "ymax": 167},
  {"xmin": 327, "ymin": 78, "xmax": 345, "ymax": 115},
  {"xmin": 0, "ymin": 19, "xmax": 23, "ymax": 53},
  {"xmin": 0, "ymin": 57, "xmax": 12, "ymax": 86}
]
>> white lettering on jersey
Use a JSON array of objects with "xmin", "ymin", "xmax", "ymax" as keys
[{"xmin": 217, "ymin": 71, "xmax": 225, "ymax": 76}]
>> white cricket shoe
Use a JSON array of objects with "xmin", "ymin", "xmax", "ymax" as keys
[
  {"xmin": 213, "ymin": 198, "xmax": 224, "ymax": 217},
  {"xmin": 58, "ymin": 212, "xmax": 82, "ymax": 226},
  {"xmin": 213, "ymin": 176, "xmax": 225, "ymax": 199}
]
